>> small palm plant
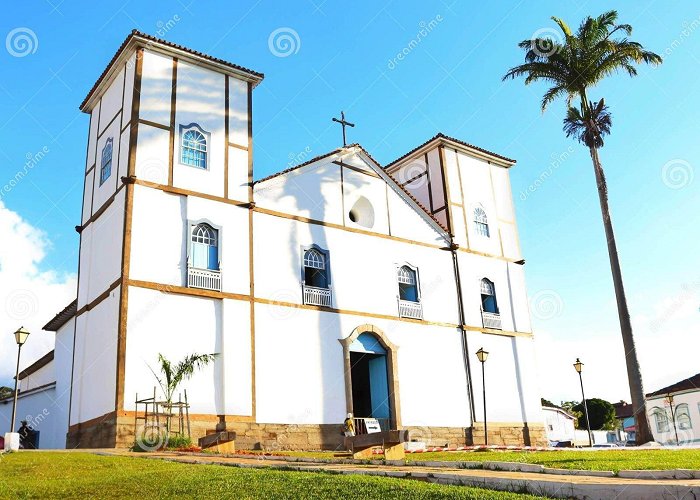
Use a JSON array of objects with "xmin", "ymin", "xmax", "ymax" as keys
[{"xmin": 149, "ymin": 352, "xmax": 218, "ymax": 406}]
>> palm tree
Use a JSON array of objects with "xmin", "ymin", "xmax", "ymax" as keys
[
  {"xmin": 149, "ymin": 352, "xmax": 218, "ymax": 406},
  {"xmin": 503, "ymin": 11, "xmax": 662, "ymax": 444}
]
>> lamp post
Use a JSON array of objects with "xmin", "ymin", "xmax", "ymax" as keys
[
  {"xmin": 476, "ymin": 347, "xmax": 489, "ymax": 445},
  {"xmin": 10, "ymin": 327, "xmax": 30, "ymax": 433},
  {"xmin": 666, "ymin": 394, "xmax": 679, "ymax": 446},
  {"xmin": 573, "ymin": 358, "xmax": 593, "ymax": 447}
]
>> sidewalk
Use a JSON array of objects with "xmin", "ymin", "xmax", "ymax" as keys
[{"xmin": 98, "ymin": 450, "xmax": 700, "ymax": 500}]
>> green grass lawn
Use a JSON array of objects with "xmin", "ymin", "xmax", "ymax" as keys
[
  {"xmin": 0, "ymin": 452, "xmax": 544, "ymax": 499},
  {"xmin": 258, "ymin": 448, "xmax": 700, "ymax": 473},
  {"xmin": 405, "ymin": 449, "xmax": 700, "ymax": 472}
]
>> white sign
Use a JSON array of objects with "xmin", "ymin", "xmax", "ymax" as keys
[{"xmin": 365, "ymin": 418, "xmax": 382, "ymax": 434}]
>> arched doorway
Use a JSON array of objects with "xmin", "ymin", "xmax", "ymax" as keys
[{"xmin": 339, "ymin": 324, "xmax": 401, "ymax": 430}]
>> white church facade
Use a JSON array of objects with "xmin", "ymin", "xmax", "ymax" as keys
[{"xmin": 3, "ymin": 30, "xmax": 546, "ymax": 449}]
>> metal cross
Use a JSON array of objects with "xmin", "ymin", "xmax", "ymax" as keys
[{"xmin": 332, "ymin": 111, "xmax": 355, "ymax": 147}]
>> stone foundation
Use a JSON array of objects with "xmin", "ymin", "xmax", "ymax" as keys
[
  {"xmin": 469, "ymin": 422, "xmax": 548, "ymax": 447},
  {"xmin": 67, "ymin": 412, "xmax": 546, "ymax": 450}
]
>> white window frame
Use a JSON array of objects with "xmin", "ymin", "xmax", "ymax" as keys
[
  {"xmin": 301, "ymin": 245, "xmax": 331, "ymax": 289},
  {"xmin": 396, "ymin": 264, "xmax": 421, "ymax": 303},
  {"xmin": 179, "ymin": 123, "xmax": 210, "ymax": 170},
  {"xmin": 473, "ymin": 204, "xmax": 490, "ymax": 238},
  {"xmin": 100, "ymin": 137, "xmax": 113, "ymax": 186},
  {"xmin": 188, "ymin": 219, "xmax": 221, "ymax": 271}
]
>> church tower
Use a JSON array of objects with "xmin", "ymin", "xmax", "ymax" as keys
[{"xmin": 69, "ymin": 31, "xmax": 263, "ymax": 447}]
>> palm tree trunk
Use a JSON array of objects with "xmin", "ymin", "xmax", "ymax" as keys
[{"xmin": 588, "ymin": 145, "xmax": 653, "ymax": 444}]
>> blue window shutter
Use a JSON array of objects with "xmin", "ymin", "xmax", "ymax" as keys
[{"xmin": 208, "ymin": 244, "xmax": 218, "ymax": 270}]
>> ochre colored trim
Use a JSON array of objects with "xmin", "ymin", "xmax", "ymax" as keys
[
  {"xmin": 68, "ymin": 410, "xmax": 117, "ymax": 433},
  {"xmin": 116, "ymin": 410, "xmax": 255, "ymax": 422},
  {"xmin": 454, "ymin": 148, "xmax": 471, "ymax": 249},
  {"xmin": 438, "ymin": 145, "xmax": 453, "ymax": 233},
  {"xmin": 116, "ymin": 48, "xmax": 142, "ymax": 412},
  {"xmin": 229, "ymin": 142, "xmax": 248, "ymax": 151},
  {"xmin": 18, "ymin": 351, "xmax": 54, "ymax": 379},
  {"xmin": 96, "ymin": 110, "xmax": 122, "ymax": 141},
  {"xmin": 247, "ymin": 81, "xmax": 253, "ymax": 203},
  {"xmin": 254, "ymin": 205, "xmax": 522, "ymax": 263},
  {"xmin": 339, "ymin": 324, "xmax": 402, "ymax": 429},
  {"xmin": 77, "ymin": 182, "xmax": 126, "ymax": 232},
  {"xmin": 248, "ymin": 205, "xmax": 256, "ymax": 419},
  {"xmin": 333, "ymin": 161, "xmax": 380, "ymax": 178},
  {"xmin": 127, "ymin": 279, "xmax": 251, "ymax": 302},
  {"xmin": 424, "ymin": 152, "xmax": 435, "ymax": 212},
  {"xmin": 462, "ymin": 324, "xmax": 533, "ymax": 338},
  {"xmin": 125, "ymin": 278, "xmax": 532, "ymax": 338},
  {"xmin": 75, "ymin": 277, "xmax": 122, "ymax": 316},
  {"xmin": 132, "ymin": 179, "xmax": 249, "ymax": 208},
  {"xmin": 487, "ymin": 161, "xmax": 506, "ymax": 258},
  {"xmin": 168, "ymin": 58, "xmax": 178, "ymax": 187},
  {"xmin": 138, "ymin": 118, "xmax": 170, "ymax": 131},
  {"xmin": 224, "ymin": 76, "xmax": 229, "ymax": 198}
]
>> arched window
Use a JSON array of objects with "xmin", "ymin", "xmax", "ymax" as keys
[
  {"xmin": 474, "ymin": 206, "xmax": 490, "ymax": 237},
  {"xmin": 191, "ymin": 223, "xmax": 218, "ymax": 270},
  {"xmin": 480, "ymin": 278, "xmax": 498, "ymax": 314},
  {"xmin": 180, "ymin": 125, "xmax": 208, "ymax": 169},
  {"xmin": 303, "ymin": 248, "xmax": 328, "ymax": 288},
  {"xmin": 676, "ymin": 404, "xmax": 692, "ymax": 430},
  {"xmin": 397, "ymin": 266, "xmax": 419, "ymax": 302},
  {"xmin": 100, "ymin": 138, "xmax": 113, "ymax": 185},
  {"xmin": 653, "ymin": 407, "xmax": 669, "ymax": 433}
]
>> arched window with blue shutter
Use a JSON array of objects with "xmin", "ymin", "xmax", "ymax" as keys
[
  {"xmin": 397, "ymin": 266, "xmax": 419, "ymax": 303},
  {"xmin": 191, "ymin": 223, "xmax": 219, "ymax": 271},
  {"xmin": 303, "ymin": 248, "xmax": 328, "ymax": 289}
]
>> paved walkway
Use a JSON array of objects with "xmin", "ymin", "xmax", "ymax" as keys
[{"xmin": 96, "ymin": 450, "xmax": 700, "ymax": 500}]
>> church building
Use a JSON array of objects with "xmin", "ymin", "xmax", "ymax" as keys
[{"xmin": 4, "ymin": 30, "xmax": 546, "ymax": 449}]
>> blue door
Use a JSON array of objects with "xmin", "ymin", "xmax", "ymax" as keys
[{"xmin": 368, "ymin": 355, "xmax": 390, "ymax": 420}]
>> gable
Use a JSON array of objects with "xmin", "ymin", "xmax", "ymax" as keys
[{"xmin": 254, "ymin": 148, "xmax": 449, "ymax": 245}]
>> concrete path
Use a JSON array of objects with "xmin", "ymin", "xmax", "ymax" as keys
[{"xmin": 96, "ymin": 450, "xmax": 700, "ymax": 499}]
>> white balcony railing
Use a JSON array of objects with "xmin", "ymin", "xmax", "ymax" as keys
[
  {"xmin": 188, "ymin": 267, "xmax": 221, "ymax": 291},
  {"xmin": 303, "ymin": 285, "xmax": 332, "ymax": 307},
  {"xmin": 482, "ymin": 311, "xmax": 502, "ymax": 330},
  {"xmin": 398, "ymin": 299, "xmax": 423, "ymax": 319}
]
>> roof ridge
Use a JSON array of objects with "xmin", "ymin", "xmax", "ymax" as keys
[
  {"xmin": 80, "ymin": 29, "xmax": 264, "ymax": 111},
  {"xmin": 384, "ymin": 132, "xmax": 515, "ymax": 170}
]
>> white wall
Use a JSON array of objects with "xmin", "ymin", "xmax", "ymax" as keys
[
  {"xmin": 70, "ymin": 290, "xmax": 120, "ymax": 425},
  {"xmin": 647, "ymin": 391, "xmax": 700, "ymax": 445},
  {"xmin": 0, "ymin": 385, "xmax": 61, "ymax": 449},
  {"xmin": 542, "ymin": 407, "xmax": 576, "ymax": 443}
]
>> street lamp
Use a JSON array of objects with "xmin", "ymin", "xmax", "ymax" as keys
[
  {"xmin": 10, "ymin": 326, "xmax": 30, "ymax": 433},
  {"xmin": 573, "ymin": 358, "xmax": 593, "ymax": 447},
  {"xmin": 476, "ymin": 347, "xmax": 489, "ymax": 445},
  {"xmin": 665, "ymin": 394, "xmax": 679, "ymax": 445}
]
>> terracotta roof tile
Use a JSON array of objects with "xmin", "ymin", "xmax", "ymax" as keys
[
  {"xmin": 647, "ymin": 373, "xmax": 700, "ymax": 398},
  {"xmin": 385, "ymin": 132, "xmax": 515, "ymax": 170},
  {"xmin": 80, "ymin": 29, "xmax": 264, "ymax": 111}
]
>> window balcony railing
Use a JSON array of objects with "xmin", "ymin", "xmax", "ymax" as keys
[
  {"xmin": 188, "ymin": 267, "xmax": 221, "ymax": 292},
  {"xmin": 481, "ymin": 311, "xmax": 502, "ymax": 330},
  {"xmin": 398, "ymin": 299, "xmax": 423, "ymax": 320},
  {"xmin": 303, "ymin": 285, "xmax": 332, "ymax": 307}
]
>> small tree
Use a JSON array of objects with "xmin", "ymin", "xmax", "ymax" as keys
[
  {"xmin": 149, "ymin": 353, "xmax": 218, "ymax": 405},
  {"xmin": 574, "ymin": 398, "xmax": 617, "ymax": 430},
  {"xmin": 0, "ymin": 386, "xmax": 12, "ymax": 400}
]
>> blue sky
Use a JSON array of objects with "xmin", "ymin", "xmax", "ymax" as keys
[{"xmin": 0, "ymin": 1, "xmax": 698, "ymax": 402}]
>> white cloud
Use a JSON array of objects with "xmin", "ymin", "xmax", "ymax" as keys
[{"xmin": 0, "ymin": 201, "xmax": 76, "ymax": 386}]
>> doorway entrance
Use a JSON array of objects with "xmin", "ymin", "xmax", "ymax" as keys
[{"xmin": 349, "ymin": 332, "xmax": 390, "ymax": 421}]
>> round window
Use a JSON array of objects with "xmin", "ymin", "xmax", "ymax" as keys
[{"xmin": 348, "ymin": 196, "xmax": 375, "ymax": 229}]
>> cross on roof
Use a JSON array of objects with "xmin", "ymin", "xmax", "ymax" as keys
[{"xmin": 331, "ymin": 111, "xmax": 355, "ymax": 147}]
